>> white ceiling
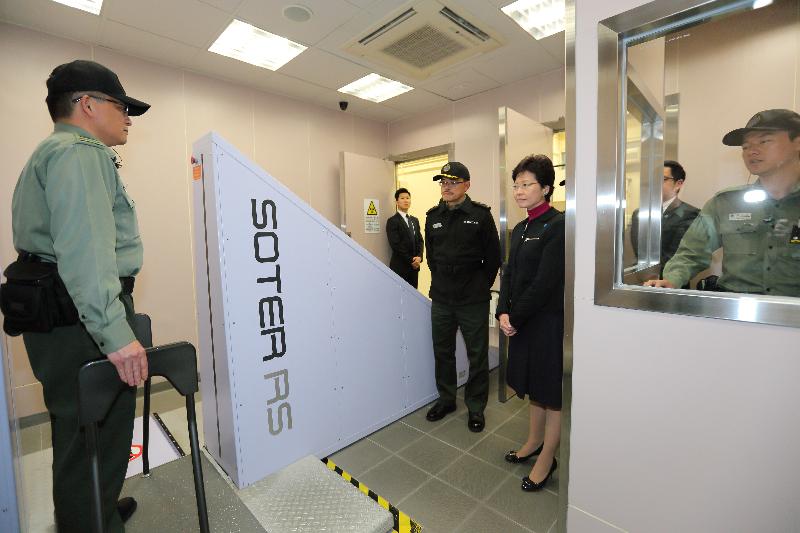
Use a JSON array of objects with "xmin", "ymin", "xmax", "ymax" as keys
[{"xmin": 0, "ymin": 0, "xmax": 565, "ymax": 123}]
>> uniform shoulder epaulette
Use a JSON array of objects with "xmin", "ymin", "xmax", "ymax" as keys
[
  {"xmin": 713, "ymin": 183, "xmax": 751, "ymax": 197},
  {"xmin": 472, "ymin": 201, "xmax": 491, "ymax": 210},
  {"xmin": 426, "ymin": 204, "xmax": 441, "ymax": 214},
  {"xmin": 75, "ymin": 136, "xmax": 107, "ymax": 149}
]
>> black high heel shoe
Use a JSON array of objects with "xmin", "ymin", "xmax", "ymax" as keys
[
  {"xmin": 521, "ymin": 458, "xmax": 557, "ymax": 492},
  {"xmin": 504, "ymin": 443, "xmax": 543, "ymax": 464}
]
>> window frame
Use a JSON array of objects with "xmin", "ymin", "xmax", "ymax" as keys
[{"xmin": 595, "ymin": 0, "xmax": 800, "ymax": 328}]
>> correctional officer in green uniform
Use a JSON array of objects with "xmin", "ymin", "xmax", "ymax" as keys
[
  {"xmin": 646, "ymin": 109, "xmax": 800, "ymax": 296},
  {"xmin": 12, "ymin": 60, "xmax": 150, "ymax": 532},
  {"xmin": 424, "ymin": 162, "xmax": 501, "ymax": 432}
]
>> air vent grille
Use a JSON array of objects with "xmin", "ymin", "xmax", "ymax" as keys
[
  {"xmin": 439, "ymin": 6, "xmax": 490, "ymax": 41},
  {"xmin": 381, "ymin": 24, "xmax": 466, "ymax": 69},
  {"xmin": 358, "ymin": 8, "xmax": 416, "ymax": 45}
]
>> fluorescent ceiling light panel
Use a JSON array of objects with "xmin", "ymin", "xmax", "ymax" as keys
[
  {"xmin": 209, "ymin": 20, "xmax": 307, "ymax": 71},
  {"xmin": 51, "ymin": 0, "xmax": 103, "ymax": 15},
  {"xmin": 338, "ymin": 74, "xmax": 413, "ymax": 103},
  {"xmin": 501, "ymin": 0, "xmax": 565, "ymax": 40}
]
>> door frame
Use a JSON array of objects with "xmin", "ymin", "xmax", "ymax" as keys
[
  {"xmin": 388, "ymin": 144, "xmax": 455, "ymax": 165},
  {"xmin": 0, "ymin": 336, "xmax": 21, "ymax": 532}
]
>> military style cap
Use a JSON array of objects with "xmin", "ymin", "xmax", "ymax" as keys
[
  {"xmin": 46, "ymin": 60, "xmax": 150, "ymax": 116},
  {"xmin": 722, "ymin": 109, "xmax": 800, "ymax": 146},
  {"xmin": 433, "ymin": 161, "xmax": 471, "ymax": 182}
]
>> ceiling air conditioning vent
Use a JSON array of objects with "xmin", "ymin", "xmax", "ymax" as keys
[
  {"xmin": 438, "ymin": 6, "xmax": 490, "ymax": 41},
  {"xmin": 344, "ymin": 0, "xmax": 503, "ymax": 80},
  {"xmin": 382, "ymin": 25, "xmax": 466, "ymax": 69},
  {"xmin": 359, "ymin": 8, "xmax": 417, "ymax": 46}
]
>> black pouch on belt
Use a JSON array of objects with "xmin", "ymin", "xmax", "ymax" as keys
[{"xmin": 0, "ymin": 256, "xmax": 79, "ymax": 336}]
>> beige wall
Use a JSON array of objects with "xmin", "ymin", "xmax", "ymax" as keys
[
  {"xmin": 665, "ymin": 0, "xmax": 799, "ymax": 209},
  {"xmin": 0, "ymin": 23, "xmax": 387, "ymax": 417},
  {"xmin": 628, "ymin": 36, "xmax": 665, "ymax": 108}
]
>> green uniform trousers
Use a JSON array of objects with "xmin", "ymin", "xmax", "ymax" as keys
[
  {"xmin": 431, "ymin": 300, "xmax": 490, "ymax": 413},
  {"xmin": 24, "ymin": 294, "xmax": 137, "ymax": 533}
]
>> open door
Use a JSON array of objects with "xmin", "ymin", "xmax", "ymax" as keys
[
  {"xmin": 498, "ymin": 107, "xmax": 553, "ymax": 402},
  {"xmin": 340, "ymin": 152, "xmax": 396, "ymax": 267}
]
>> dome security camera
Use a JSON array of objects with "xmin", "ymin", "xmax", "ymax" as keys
[{"xmin": 339, "ymin": 101, "xmax": 349, "ymax": 111}]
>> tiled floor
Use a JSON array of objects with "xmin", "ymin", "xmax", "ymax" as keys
[
  {"xmin": 329, "ymin": 371, "xmax": 560, "ymax": 533},
  {"xmin": 16, "ymin": 387, "xmax": 202, "ymax": 533},
  {"xmin": 16, "ymin": 369, "xmax": 561, "ymax": 533}
]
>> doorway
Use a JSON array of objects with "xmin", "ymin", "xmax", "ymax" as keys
[{"xmin": 394, "ymin": 153, "xmax": 449, "ymax": 298}]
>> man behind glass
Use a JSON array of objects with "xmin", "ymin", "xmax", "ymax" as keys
[
  {"xmin": 424, "ymin": 162, "xmax": 501, "ymax": 432},
  {"xmin": 645, "ymin": 109, "xmax": 800, "ymax": 296},
  {"xmin": 631, "ymin": 160, "xmax": 700, "ymax": 279}
]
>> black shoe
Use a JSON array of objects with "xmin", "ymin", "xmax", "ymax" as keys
[
  {"xmin": 426, "ymin": 402, "xmax": 456, "ymax": 421},
  {"xmin": 467, "ymin": 411, "xmax": 485, "ymax": 433},
  {"xmin": 504, "ymin": 443, "xmax": 544, "ymax": 464},
  {"xmin": 117, "ymin": 497, "xmax": 138, "ymax": 523},
  {"xmin": 521, "ymin": 458, "xmax": 557, "ymax": 492}
]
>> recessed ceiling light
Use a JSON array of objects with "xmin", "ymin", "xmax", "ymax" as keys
[
  {"xmin": 752, "ymin": 0, "xmax": 773, "ymax": 9},
  {"xmin": 338, "ymin": 74, "xmax": 413, "ymax": 103},
  {"xmin": 51, "ymin": 0, "xmax": 103, "ymax": 15},
  {"xmin": 501, "ymin": 0, "xmax": 565, "ymax": 40},
  {"xmin": 209, "ymin": 20, "xmax": 307, "ymax": 71},
  {"xmin": 283, "ymin": 5, "xmax": 313, "ymax": 23}
]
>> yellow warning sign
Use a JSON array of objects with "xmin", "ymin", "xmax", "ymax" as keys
[{"xmin": 364, "ymin": 198, "xmax": 380, "ymax": 233}]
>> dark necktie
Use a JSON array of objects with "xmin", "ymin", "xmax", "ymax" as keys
[{"xmin": 405, "ymin": 215, "xmax": 414, "ymax": 236}]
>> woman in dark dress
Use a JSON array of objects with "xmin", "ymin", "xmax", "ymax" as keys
[{"xmin": 496, "ymin": 154, "xmax": 565, "ymax": 492}]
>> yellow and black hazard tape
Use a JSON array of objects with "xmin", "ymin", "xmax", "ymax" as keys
[{"xmin": 322, "ymin": 457, "xmax": 423, "ymax": 533}]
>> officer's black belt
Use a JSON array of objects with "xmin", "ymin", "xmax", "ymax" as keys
[
  {"xmin": 436, "ymin": 262, "xmax": 483, "ymax": 274},
  {"xmin": 120, "ymin": 276, "xmax": 135, "ymax": 295},
  {"xmin": 19, "ymin": 250, "xmax": 135, "ymax": 295}
]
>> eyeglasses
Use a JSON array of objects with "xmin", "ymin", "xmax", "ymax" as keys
[
  {"xmin": 439, "ymin": 179, "xmax": 465, "ymax": 188},
  {"xmin": 511, "ymin": 181, "xmax": 540, "ymax": 191},
  {"xmin": 72, "ymin": 95, "xmax": 129, "ymax": 116}
]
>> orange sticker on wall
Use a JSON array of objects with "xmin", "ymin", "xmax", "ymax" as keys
[{"xmin": 192, "ymin": 164, "xmax": 202, "ymax": 181}]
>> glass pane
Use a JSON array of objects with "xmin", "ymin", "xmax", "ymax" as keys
[
  {"xmin": 623, "ymin": 106, "xmax": 643, "ymax": 270},
  {"xmin": 595, "ymin": 0, "xmax": 800, "ymax": 328}
]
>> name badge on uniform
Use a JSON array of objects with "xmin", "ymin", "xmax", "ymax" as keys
[
  {"xmin": 791, "ymin": 224, "xmax": 800, "ymax": 244},
  {"xmin": 463, "ymin": 220, "xmax": 478, "ymax": 225},
  {"xmin": 729, "ymin": 213, "xmax": 752, "ymax": 221},
  {"xmin": 432, "ymin": 222, "xmax": 443, "ymax": 229}
]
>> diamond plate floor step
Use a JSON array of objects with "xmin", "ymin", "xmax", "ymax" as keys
[{"xmin": 239, "ymin": 455, "xmax": 394, "ymax": 533}]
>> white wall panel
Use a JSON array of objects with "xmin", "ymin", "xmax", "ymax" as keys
[
  {"xmin": 328, "ymin": 244, "xmax": 406, "ymax": 443},
  {"xmin": 570, "ymin": 1, "xmax": 800, "ymax": 531},
  {"xmin": 192, "ymin": 132, "xmax": 465, "ymax": 488}
]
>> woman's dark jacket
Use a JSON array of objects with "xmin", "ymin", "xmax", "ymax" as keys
[{"xmin": 496, "ymin": 207, "xmax": 565, "ymax": 329}]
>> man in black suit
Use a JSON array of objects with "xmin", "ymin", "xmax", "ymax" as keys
[
  {"xmin": 631, "ymin": 160, "xmax": 700, "ymax": 277},
  {"xmin": 386, "ymin": 188, "xmax": 424, "ymax": 288}
]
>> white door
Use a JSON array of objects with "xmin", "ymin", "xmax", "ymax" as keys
[
  {"xmin": 501, "ymin": 107, "xmax": 554, "ymax": 232},
  {"xmin": 340, "ymin": 152, "xmax": 396, "ymax": 266},
  {"xmin": 498, "ymin": 107, "xmax": 554, "ymax": 401}
]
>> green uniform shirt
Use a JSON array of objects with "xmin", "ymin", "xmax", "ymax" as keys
[
  {"xmin": 11, "ymin": 123, "xmax": 143, "ymax": 353},
  {"xmin": 663, "ymin": 180, "xmax": 800, "ymax": 296}
]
